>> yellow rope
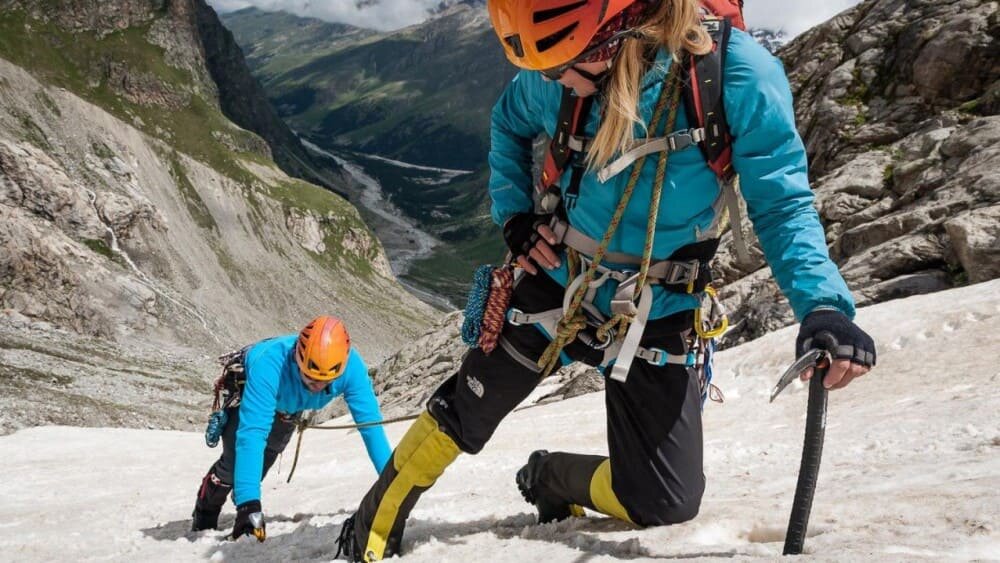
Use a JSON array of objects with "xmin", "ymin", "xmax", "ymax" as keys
[
  {"xmin": 594, "ymin": 76, "xmax": 683, "ymax": 345},
  {"xmin": 537, "ymin": 66, "xmax": 682, "ymax": 377}
]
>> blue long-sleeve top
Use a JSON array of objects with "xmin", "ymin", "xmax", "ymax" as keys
[
  {"xmin": 487, "ymin": 28, "xmax": 855, "ymax": 323},
  {"xmin": 232, "ymin": 335, "xmax": 391, "ymax": 505}
]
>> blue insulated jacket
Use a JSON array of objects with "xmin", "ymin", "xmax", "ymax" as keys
[
  {"xmin": 488, "ymin": 29, "xmax": 855, "ymax": 322},
  {"xmin": 232, "ymin": 335, "xmax": 391, "ymax": 505}
]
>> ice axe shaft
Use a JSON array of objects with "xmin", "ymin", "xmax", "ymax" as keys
[{"xmin": 771, "ymin": 350, "xmax": 830, "ymax": 555}]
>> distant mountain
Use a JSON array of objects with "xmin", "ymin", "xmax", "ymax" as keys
[
  {"xmin": 750, "ymin": 28, "xmax": 788, "ymax": 54},
  {"xmin": 222, "ymin": 3, "xmax": 510, "ymax": 171},
  {"xmin": 221, "ymin": 7, "xmax": 376, "ymax": 81}
]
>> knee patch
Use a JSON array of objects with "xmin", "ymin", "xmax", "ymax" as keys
[{"xmin": 588, "ymin": 459, "xmax": 634, "ymax": 524}]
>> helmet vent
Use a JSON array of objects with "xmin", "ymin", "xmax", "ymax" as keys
[
  {"xmin": 533, "ymin": 1, "xmax": 588, "ymax": 23},
  {"xmin": 504, "ymin": 34, "xmax": 525, "ymax": 57},
  {"xmin": 536, "ymin": 22, "xmax": 578, "ymax": 52}
]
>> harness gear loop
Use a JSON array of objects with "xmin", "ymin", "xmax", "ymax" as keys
[{"xmin": 537, "ymin": 65, "xmax": 683, "ymax": 378}]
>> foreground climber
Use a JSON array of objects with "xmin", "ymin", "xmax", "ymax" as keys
[
  {"xmin": 190, "ymin": 316, "xmax": 390, "ymax": 542},
  {"xmin": 336, "ymin": 0, "xmax": 876, "ymax": 560}
]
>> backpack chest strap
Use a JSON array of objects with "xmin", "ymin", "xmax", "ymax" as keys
[{"xmin": 595, "ymin": 128, "xmax": 706, "ymax": 183}]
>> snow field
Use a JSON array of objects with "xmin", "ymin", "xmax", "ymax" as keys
[{"xmin": 1, "ymin": 280, "xmax": 998, "ymax": 561}]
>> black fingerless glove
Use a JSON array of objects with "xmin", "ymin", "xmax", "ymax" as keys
[
  {"xmin": 232, "ymin": 500, "xmax": 266, "ymax": 542},
  {"xmin": 503, "ymin": 212, "xmax": 556, "ymax": 258},
  {"xmin": 796, "ymin": 309, "xmax": 876, "ymax": 367}
]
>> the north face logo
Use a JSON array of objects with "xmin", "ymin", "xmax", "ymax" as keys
[{"xmin": 466, "ymin": 376, "xmax": 485, "ymax": 398}]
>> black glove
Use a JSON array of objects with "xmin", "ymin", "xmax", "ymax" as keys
[
  {"xmin": 503, "ymin": 212, "xmax": 559, "ymax": 259},
  {"xmin": 796, "ymin": 309, "xmax": 876, "ymax": 367},
  {"xmin": 231, "ymin": 500, "xmax": 266, "ymax": 542}
]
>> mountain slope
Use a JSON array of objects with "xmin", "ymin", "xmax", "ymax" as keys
[
  {"xmin": 0, "ymin": 0, "xmax": 435, "ymax": 434},
  {"xmin": 220, "ymin": 7, "xmax": 376, "ymax": 83},
  {"xmin": 2, "ymin": 280, "xmax": 998, "ymax": 560}
]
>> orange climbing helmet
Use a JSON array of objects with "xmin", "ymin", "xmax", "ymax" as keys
[
  {"xmin": 295, "ymin": 316, "xmax": 350, "ymax": 381},
  {"xmin": 488, "ymin": 0, "xmax": 643, "ymax": 71}
]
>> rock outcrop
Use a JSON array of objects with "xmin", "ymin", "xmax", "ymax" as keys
[
  {"xmin": 716, "ymin": 0, "xmax": 999, "ymax": 345},
  {"xmin": 0, "ymin": 0, "xmax": 343, "ymax": 188}
]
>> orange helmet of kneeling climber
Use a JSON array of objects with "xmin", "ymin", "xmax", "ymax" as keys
[{"xmin": 295, "ymin": 316, "xmax": 350, "ymax": 381}]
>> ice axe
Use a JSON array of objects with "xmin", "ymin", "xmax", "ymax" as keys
[{"xmin": 770, "ymin": 346, "xmax": 831, "ymax": 555}]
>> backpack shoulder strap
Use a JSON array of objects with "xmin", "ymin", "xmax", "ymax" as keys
[
  {"xmin": 683, "ymin": 18, "xmax": 753, "ymax": 265},
  {"xmin": 682, "ymin": 17, "xmax": 735, "ymax": 181},
  {"xmin": 538, "ymin": 86, "xmax": 594, "ymax": 214}
]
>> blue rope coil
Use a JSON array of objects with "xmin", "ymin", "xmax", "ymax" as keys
[
  {"xmin": 461, "ymin": 265, "xmax": 495, "ymax": 347},
  {"xmin": 205, "ymin": 409, "xmax": 228, "ymax": 448}
]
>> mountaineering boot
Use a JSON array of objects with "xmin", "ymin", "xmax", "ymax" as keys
[
  {"xmin": 516, "ymin": 450, "xmax": 585, "ymax": 524},
  {"xmin": 191, "ymin": 471, "xmax": 232, "ymax": 531},
  {"xmin": 191, "ymin": 507, "xmax": 221, "ymax": 532}
]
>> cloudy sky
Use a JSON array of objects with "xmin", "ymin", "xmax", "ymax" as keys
[{"xmin": 208, "ymin": 0, "xmax": 862, "ymax": 37}]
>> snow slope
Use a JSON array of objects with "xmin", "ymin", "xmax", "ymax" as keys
[{"xmin": 2, "ymin": 280, "xmax": 998, "ymax": 562}]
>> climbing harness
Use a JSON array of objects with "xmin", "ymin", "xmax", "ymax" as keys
[
  {"xmin": 533, "ymin": 63, "xmax": 683, "ymax": 381},
  {"xmin": 536, "ymin": 8, "xmax": 752, "ymax": 266}
]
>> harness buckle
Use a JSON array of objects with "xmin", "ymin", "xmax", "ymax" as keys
[
  {"xmin": 667, "ymin": 131, "xmax": 691, "ymax": 151},
  {"xmin": 645, "ymin": 347, "xmax": 669, "ymax": 367},
  {"xmin": 610, "ymin": 272, "xmax": 641, "ymax": 316},
  {"xmin": 579, "ymin": 328, "xmax": 615, "ymax": 350},
  {"xmin": 506, "ymin": 308, "xmax": 527, "ymax": 326},
  {"xmin": 663, "ymin": 260, "xmax": 700, "ymax": 291}
]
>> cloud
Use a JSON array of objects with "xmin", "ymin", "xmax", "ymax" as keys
[
  {"xmin": 208, "ymin": 0, "xmax": 864, "ymax": 37},
  {"xmin": 207, "ymin": 0, "xmax": 447, "ymax": 31},
  {"xmin": 743, "ymin": 0, "xmax": 862, "ymax": 37}
]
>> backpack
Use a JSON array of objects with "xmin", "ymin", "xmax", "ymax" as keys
[{"xmin": 537, "ymin": 0, "xmax": 752, "ymax": 264}]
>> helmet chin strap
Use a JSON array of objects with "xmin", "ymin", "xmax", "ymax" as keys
[{"xmin": 572, "ymin": 59, "xmax": 613, "ymax": 90}]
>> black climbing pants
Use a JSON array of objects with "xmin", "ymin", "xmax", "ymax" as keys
[
  {"xmin": 351, "ymin": 272, "xmax": 705, "ymax": 560},
  {"xmin": 194, "ymin": 407, "xmax": 299, "ymax": 512}
]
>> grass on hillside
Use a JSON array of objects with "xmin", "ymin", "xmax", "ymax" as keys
[
  {"xmin": 0, "ymin": 10, "xmax": 266, "ymax": 186},
  {"xmin": 0, "ymin": 9, "xmax": 385, "ymax": 283}
]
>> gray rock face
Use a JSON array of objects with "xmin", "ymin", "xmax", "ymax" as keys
[
  {"xmin": 717, "ymin": 0, "xmax": 1000, "ymax": 345},
  {"xmin": 944, "ymin": 206, "xmax": 1000, "ymax": 283}
]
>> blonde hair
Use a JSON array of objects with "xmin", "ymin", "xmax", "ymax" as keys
[{"xmin": 586, "ymin": 0, "xmax": 713, "ymax": 170}]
